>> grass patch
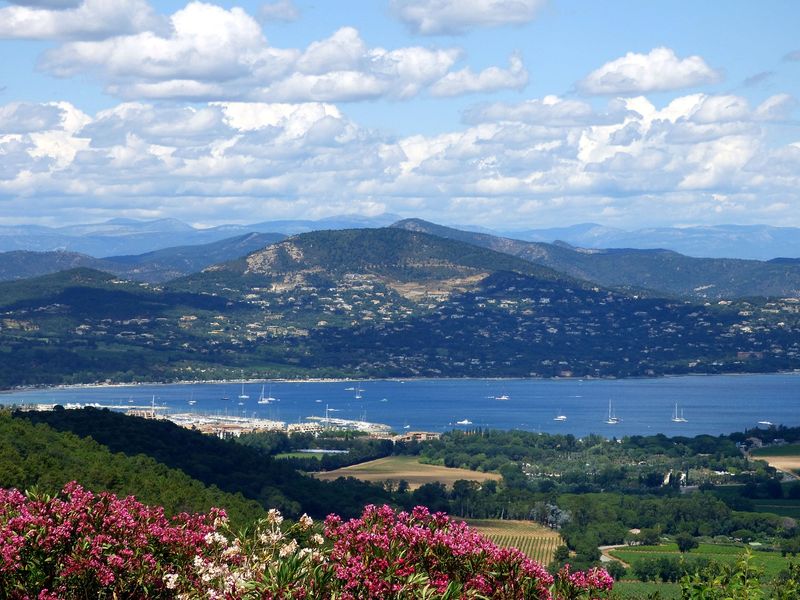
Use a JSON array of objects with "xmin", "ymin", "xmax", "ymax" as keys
[
  {"xmin": 612, "ymin": 581, "xmax": 680, "ymax": 599},
  {"xmin": 751, "ymin": 444, "xmax": 800, "ymax": 457},
  {"xmin": 464, "ymin": 519, "xmax": 562, "ymax": 565},
  {"xmin": 610, "ymin": 543, "xmax": 791, "ymax": 580},
  {"xmin": 751, "ymin": 499, "xmax": 800, "ymax": 519},
  {"xmin": 311, "ymin": 455, "xmax": 502, "ymax": 490},
  {"xmin": 273, "ymin": 452, "xmax": 324, "ymax": 460}
]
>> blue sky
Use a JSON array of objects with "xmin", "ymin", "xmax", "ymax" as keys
[{"xmin": 0, "ymin": 0, "xmax": 798, "ymax": 229}]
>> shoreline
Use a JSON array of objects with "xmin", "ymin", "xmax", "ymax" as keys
[{"xmin": 1, "ymin": 369, "xmax": 798, "ymax": 395}]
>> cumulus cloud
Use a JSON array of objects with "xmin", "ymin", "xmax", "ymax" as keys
[
  {"xmin": 6, "ymin": 0, "xmax": 81, "ymax": 7},
  {"xmin": 35, "ymin": 5, "xmax": 519, "ymax": 102},
  {"xmin": 391, "ymin": 0, "xmax": 546, "ymax": 35},
  {"xmin": 463, "ymin": 95, "xmax": 618, "ymax": 126},
  {"xmin": 579, "ymin": 47, "xmax": 722, "ymax": 95},
  {"xmin": 1, "ymin": 92, "xmax": 798, "ymax": 227},
  {"xmin": 259, "ymin": 0, "xmax": 299, "ymax": 22},
  {"xmin": 0, "ymin": 102, "xmax": 68, "ymax": 133},
  {"xmin": 429, "ymin": 53, "xmax": 528, "ymax": 96},
  {"xmin": 0, "ymin": 0, "xmax": 164, "ymax": 40}
]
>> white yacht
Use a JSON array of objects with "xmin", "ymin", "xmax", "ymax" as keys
[
  {"xmin": 495, "ymin": 394, "xmax": 510, "ymax": 401},
  {"xmin": 553, "ymin": 411, "xmax": 567, "ymax": 422},
  {"xmin": 456, "ymin": 419, "xmax": 473, "ymax": 425},
  {"xmin": 671, "ymin": 403, "xmax": 688, "ymax": 423},
  {"xmin": 605, "ymin": 400, "xmax": 620, "ymax": 424},
  {"xmin": 238, "ymin": 381, "xmax": 249, "ymax": 400}
]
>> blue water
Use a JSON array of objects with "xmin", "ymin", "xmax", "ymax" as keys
[{"xmin": 2, "ymin": 374, "xmax": 798, "ymax": 437}]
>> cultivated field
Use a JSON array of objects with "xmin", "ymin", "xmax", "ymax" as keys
[
  {"xmin": 751, "ymin": 444, "xmax": 800, "ymax": 476},
  {"xmin": 464, "ymin": 519, "xmax": 562, "ymax": 565},
  {"xmin": 610, "ymin": 543, "xmax": 792, "ymax": 580},
  {"xmin": 312, "ymin": 455, "xmax": 502, "ymax": 490}
]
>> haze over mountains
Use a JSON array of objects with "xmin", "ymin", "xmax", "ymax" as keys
[
  {"xmin": 2, "ymin": 216, "xmax": 799, "ymax": 261},
  {"xmin": 2, "ymin": 217, "xmax": 800, "ymax": 300}
]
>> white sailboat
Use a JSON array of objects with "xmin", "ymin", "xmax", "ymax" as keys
[
  {"xmin": 671, "ymin": 403, "xmax": 688, "ymax": 423},
  {"xmin": 605, "ymin": 399, "xmax": 620, "ymax": 424},
  {"xmin": 354, "ymin": 384, "xmax": 362, "ymax": 400},
  {"xmin": 553, "ymin": 410, "xmax": 567, "ymax": 422},
  {"xmin": 239, "ymin": 371, "xmax": 250, "ymax": 404},
  {"xmin": 258, "ymin": 383, "xmax": 278, "ymax": 404}
]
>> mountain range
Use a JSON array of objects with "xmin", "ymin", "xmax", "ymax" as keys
[
  {"xmin": 3, "ymin": 216, "xmax": 799, "ymax": 260},
  {"xmin": 0, "ymin": 227, "xmax": 797, "ymax": 387},
  {"xmin": 392, "ymin": 219, "xmax": 800, "ymax": 300},
  {"xmin": 4, "ymin": 218, "xmax": 799, "ymax": 300}
]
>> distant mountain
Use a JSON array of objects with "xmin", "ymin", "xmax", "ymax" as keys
[
  {"xmin": 104, "ymin": 232, "xmax": 286, "ymax": 282},
  {"xmin": 500, "ymin": 223, "xmax": 800, "ymax": 261},
  {"xmin": 0, "ymin": 250, "xmax": 119, "ymax": 282},
  {"xmin": 0, "ymin": 215, "xmax": 399, "ymax": 256},
  {"xmin": 0, "ymin": 232, "xmax": 286, "ymax": 283},
  {"xmin": 392, "ymin": 219, "xmax": 800, "ymax": 299},
  {"xmin": 247, "ymin": 214, "xmax": 402, "ymax": 235}
]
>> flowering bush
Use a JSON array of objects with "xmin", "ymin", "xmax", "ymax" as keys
[
  {"xmin": 0, "ymin": 484, "xmax": 613, "ymax": 599},
  {"xmin": 0, "ymin": 482, "xmax": 222, "ymax": 599}
]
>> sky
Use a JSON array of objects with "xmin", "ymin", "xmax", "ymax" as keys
[{"xmin": 0, "ymin": 0, "xmax": 799, "ymax": 229}]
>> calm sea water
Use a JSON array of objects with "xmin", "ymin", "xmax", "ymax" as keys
[{"xmin": 2, "ymin": 374, "xmax": 798, "ymax": 437}]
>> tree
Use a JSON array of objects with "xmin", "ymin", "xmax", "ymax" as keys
[{"xmin": 676, "ymin": 532, "xmax": 699, "ymax": 553}]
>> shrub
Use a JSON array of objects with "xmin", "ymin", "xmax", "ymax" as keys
[{"xmin": 0, "ymin": 483, "xmax": 614, "ymax": 599}]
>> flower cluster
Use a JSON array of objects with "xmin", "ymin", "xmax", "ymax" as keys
[
  {"xmin": 0, "ymin": 482, "xmax": 222, "ymax": 599},
  {"xmin": 323, "ymin": 504, "xmax": 555, "ymax": 599},
  {"xmin": 552, "ymin": 564, "xmax": 615, "ymax": 599},
  {"xmin": 1, "ymin": 484, "xmax": 613, "ymax": 599}
]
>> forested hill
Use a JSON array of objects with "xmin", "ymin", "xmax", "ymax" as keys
[
  {"xmin": 392, "ymin": 218, "xmax": 800, "ymax": 299},
  {"xmin": 0, "ymin": 410, "xmax": 264, "ymax": 527},
  {"xmin": 195, "ymin": 227, "xmax": 579, "ymax": 289},
  {"xmin": 17, "ymin": 408, "xmax": 395, "ymax": 520}
]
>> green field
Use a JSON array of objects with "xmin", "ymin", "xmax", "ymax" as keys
[
  {"xmin": 751, "ymin": 499, "xmax": 800, "ymax": 519},
  {"xmin": 610, "ymin": 543, "xmax": 791, "ymax": 580},
  {"xmin": 464, "ymin": 519, "xmax": 562, "ymax": 565},
  {"xmin": 274, "ymin": 452, "xmax": 324, "ymax": 460},
  {"xmin": 751, "ymin": 443, "xmax": 800, "ymax": 457},
  {"xmin": 612, "ymin": 581, "xmax": 680, "ymax": 599}
]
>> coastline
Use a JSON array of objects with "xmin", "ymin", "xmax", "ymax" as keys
[{"xmin": 1, "ymin": 369, "xmax": 798, "ymax": 395}]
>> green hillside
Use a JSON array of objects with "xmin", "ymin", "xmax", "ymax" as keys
[
  {"xmin": 17, "ymin": 407, "xmax": 395, "ymax": 519},
  {"xmin": 0, "ymin": 410, "xmax": 263, "ymax": 527},
  {"xmin": 393, "ymin": 219, "xmax": 800, "ymax": 299}
]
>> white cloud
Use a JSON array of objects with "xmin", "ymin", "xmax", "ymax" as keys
[
  {"xmin": 430, "ymin": 53, "xmax": 528, "ymax": 96},
  {"xmin": 579, "ymin": 47, "xmax": 722, "ymax": 95},
  {"xmin": 0, "ymin": 102, "xmax": 66, "ymax": 133},
  {"xmin": 259, "ymin": 0, "xmax": 299, "ymax": 22},
  {"xmin": 6, "ymin": 0, "xmax": 81, "ymax": 7},
  {"xmin": 41, "ymin": 2, "xmax": 290, "ymax": 84},
  {"xmin": 754, "ymin": 94, "xmax": 797, "ymax": 121},
  {"xmin": 36, "ymin": 6, "xmax": 517, "ymax": 102},
  {"xmin": 463, "ymin": 95, "xmax": 602, "ymax": 126},
  {"xmin": 0, "ymin": 0, "xmax": 164, "ymax": 40},
  {"xmin": 391, "ymin": 0, "xmax": 546, "ymax": 35},
  {"xmin": 1, "ymin": 93, "xmax": 798, "ymax": 228}
]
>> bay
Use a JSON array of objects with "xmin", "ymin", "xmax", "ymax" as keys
[{"xmin": 2, "ymin": 373, "xmax": 798, "ymax": 438}]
